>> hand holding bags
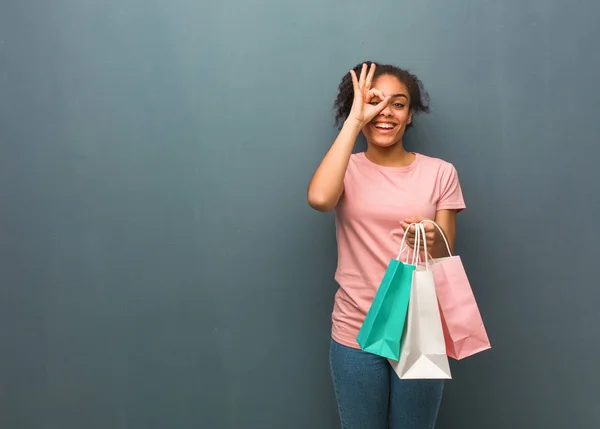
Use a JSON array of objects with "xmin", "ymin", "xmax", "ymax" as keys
[
  {"xmin": 421, "ymin": 220, "xmax": 491, "ymax": 360},
  {"xmin": 356, "ymin": 223, "xmax": 420, "ymax": 361},
  {"xmin": 357, "ymin": 217, "xmax": 491, "ymax": 374},
  {"xmin": 389, "ymin": 224, "xmax": 452, "ymax": 379}
]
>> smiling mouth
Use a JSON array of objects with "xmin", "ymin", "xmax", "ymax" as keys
[{"xmin": 373, "ymin": 123, "xmax": 398, "ymax": 132}]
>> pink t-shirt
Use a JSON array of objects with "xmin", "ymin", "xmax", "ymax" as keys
[{"xmin": 331, "ymin": 151, "xmax": 466, "ymax": 349}]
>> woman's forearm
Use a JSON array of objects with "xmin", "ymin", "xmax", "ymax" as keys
[{"xmin": 307, "ymin": 119, "xmax": 362, "ymax": 212}]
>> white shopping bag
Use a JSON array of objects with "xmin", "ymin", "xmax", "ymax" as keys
[{"xmin": 389, "ymin": 224, "xmax": 452, "ymax": 380}]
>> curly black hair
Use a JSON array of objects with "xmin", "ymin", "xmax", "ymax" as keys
[{"xmin": 333, "ymin": 61, "xmax": 430, "ymax": 129}]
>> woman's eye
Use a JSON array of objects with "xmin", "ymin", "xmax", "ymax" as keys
[
  {"xmin": 394, "ymin": 103, "xmax": 404, "ymax": 108},
  {"xmin": 369, "ymin": 101, "xmax": 379, "ymax": 105}
]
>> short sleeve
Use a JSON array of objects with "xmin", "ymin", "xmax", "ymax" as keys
[{"xmin": 437, "ymin": 163, "xmax": 466, "ymax": 212}]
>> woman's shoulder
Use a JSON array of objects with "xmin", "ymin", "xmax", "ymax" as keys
[
  {"xmin": 415, "ymin": 152, "xmax": 453, "ymax": 166},
  {"xmin": 347, "ymin": 151, "xmax": 368, "ymax": 168},
  {"xmin": 349, "ymin": 151, "xmax": 365, "ymax": 161},
  {"xmin": 415, "ymin": 152, "xmax": 458, "ymax": 172}
]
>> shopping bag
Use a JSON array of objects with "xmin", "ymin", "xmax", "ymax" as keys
[
  {"xmin": 356, "ymin": 223, "xmax": 420, "ymax": 361},
  {"xmin": 421, "ymin": 220, "xmax": 491, "ymax": 360},
  {"xmin": 389, "ymin": 224, "xmax": 452, "ymax": 379}
]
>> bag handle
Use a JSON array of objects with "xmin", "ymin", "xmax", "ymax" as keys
[
  {"xmin": 396, "ymin": 222, "xmax": 419, "ymax": 263},
  {"xmin": 420, "ymin": 219, "xmax": 453, "ymax": 257},
  {"xmin": 396, "ymin": 222, "xmax": 434, "ymax": 266},
  {"xmin": 396, "ymin": 222, "xmax": 425, "ymax": 266},
  {"xmin": 413, "ymin": 223, "xmax": 422, "ymax": 266},
  {"xmin": 418, "ymin": 223, "xmax": 430, "ymax": 271}
]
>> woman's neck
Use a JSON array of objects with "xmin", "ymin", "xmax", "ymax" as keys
[{"xmin": 365, "ymin": 142, "xmax": 415, "ymax": 167}]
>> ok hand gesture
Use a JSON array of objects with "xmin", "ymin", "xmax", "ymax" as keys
[{"xmin": 347, "ymin": 63, "xmax": 391, "ymax": 128}]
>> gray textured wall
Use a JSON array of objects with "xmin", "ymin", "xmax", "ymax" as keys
[{"xmin": 1, "ymin": 1, "xmax": 599, "ymax": 428}]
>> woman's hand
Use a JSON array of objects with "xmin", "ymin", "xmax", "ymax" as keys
[
  {"xmin": 347, "ymin": 63, "xmax": 391, "ymax": 128},
  {"xmin": 400, "ymin": 216, "xmax": 439, "ymax": 252},
  {"xmin": 400, "ymin": 212, "xmax": 457, "ymax": 258}
]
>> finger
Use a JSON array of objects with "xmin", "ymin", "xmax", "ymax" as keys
[
  {"xmin": 373, "ymin": 95, "xmax": 392, "ymax": 112},
  {"xmin": 423, "ymin": 222, "xmax": 435, "ymax": 232},
  {"xmin": 350, "ymin": 70, "xmax": 359, "ymax": 91},
  {"xmin": 365, "ymin": 63, "xmax": 376, "ymax": 88},
  {"xmin": 358, "ymin": 63, "xmax": 367, "ymax": 87},
  {"xmin": 400, "ymin": 221, "xmax": 413, "ymax": 232},
  {"xmin": 371, "ymin": 89, "xmax": 385, "ymax": 99},
  {"xmin": 409, "ymin": 240, "xmax": 423, "ymax": 249},
  {"xmin": 367, "ymin": 88, "xmax": 385, "ymax": 102}
]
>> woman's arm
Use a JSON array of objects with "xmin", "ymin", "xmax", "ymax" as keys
[
  {"xmin": 307, "ymin": 119, "xmax": 361, "ymax": 212},
  {"xmin": 430, "ymin": 209, "xmax": 457, "ymax": 257},
  {"xmin": 307, "ymin": 63, "xmax": 391, "ymax": 212}
]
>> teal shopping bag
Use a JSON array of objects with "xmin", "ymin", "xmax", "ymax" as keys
[{"xmin": 356, "ymin": 223, "xmax": 420, "ymax": 360}]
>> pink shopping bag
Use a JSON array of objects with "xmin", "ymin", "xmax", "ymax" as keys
[{"xmin": 421, "ymin": 220, "xmax": 491, "ymax": 360}]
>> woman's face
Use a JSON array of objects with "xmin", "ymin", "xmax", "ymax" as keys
[{"xmin": 362, "ymin": 74, "xmax": 413, "ymax": 148}]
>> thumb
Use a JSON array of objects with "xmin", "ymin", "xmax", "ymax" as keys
[{"xmin": 375, "ymin": 95, "xmax": 392, "ymax": 110}]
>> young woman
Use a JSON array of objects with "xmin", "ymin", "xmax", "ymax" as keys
[{"xmin": 307, "ymin": 62, "xmax": 466, "ymax": 429}]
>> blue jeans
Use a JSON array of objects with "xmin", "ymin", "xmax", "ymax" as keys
[{"xmin": 329, "ymin": 338, "xmax": 444, "ymax": 429}]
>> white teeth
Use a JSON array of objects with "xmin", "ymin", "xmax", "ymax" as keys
[{"xmin": 375, "ymin": 123, "xmax": 395, "ymax": 129}]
